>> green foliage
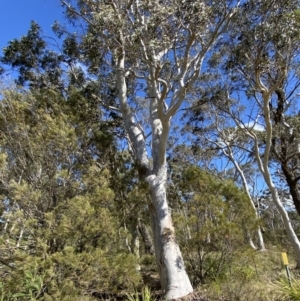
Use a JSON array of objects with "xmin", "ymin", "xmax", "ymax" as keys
[
  {"xmin": 273, "ymin": 277, "xmax": 300, "ymax": 301},
  {"xmin": 0, "ymin": 88, "xmax": 140, "ymax": 300},
  {"xmin": 172, "ymin": 166, "xmax": 258, "ymax": 284},
  {"xmin": 200, "ymin": 250, "xmax": 283, "ymax": 301},
  {"xmin": 3, "ymin": 264, "xmax": 45, "ymax": 300},
  {"xmin": 2, "ymin": 0, "xmax": 300, "ymax": 299},
  {"xmin": 126, "ymin": 286, "xmax": 155, "ymax": 301},
  {"xmin": 0, "ymin": 21, "xmax": 63, "ymax": 88}
]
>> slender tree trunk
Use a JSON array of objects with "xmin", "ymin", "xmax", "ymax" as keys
[
  {"xmin": 264, "ymin": 178, "xmax": 300, "ymax": 266},
  {"xmin": 147, "ymin": 166, "xmax": 193, "ymax": 299},
  {"xmin": 122, "ymin": 222, "xmax": 132, "ymax": 253},
  {"xmin": 3, "ymin": 214, "xmax": 10, "ymax": 232},
  {"xmin": 182, "ymin": 208, "xmax": 192, "ymax": 240},
  {"xmin": 271, "ymin": 186, "xmax": 300, "ymax": 266},
  {"xmin": 223, "ymin": 146, "xmax": 266, "ymax": 250},
  {"xmin": 248, "ymin": 233, "xmax": 257, "ymax": 250},
  {"xmin": 131, "ymin": 222, "xmax": 140, "ymax": 258},
  {"xmin": 257, "ymin": 227, "xmax": 266, "ymax": 251},
  {"xmin": 252, "ymin": 92, "xmax": 300, "ymax": 265},
  {"xmin": 131, "ymin": 221, "xmax": 141, "ymax": 271},
  {"xmin": 16, "ymin": 226, "xmax": 24, "ymax": 248}
]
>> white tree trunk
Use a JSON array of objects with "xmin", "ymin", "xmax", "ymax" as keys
[
  {"xmin": 147, "ymin": 167, "xmax": 193, "ymax": 299},
  {"xmin": 266, "ymin": 179, "xmax": 300, "ymax": 266},
  {"xmin": 257, "ymin": 227, "xmax": 266, "ymax": 251},
  {"xmin": 249, "ymin": 92, "xmax": 300, "ymax": 264},
  {"xmin": 116, "ymin": 53, "xmax": 193, "ymax": 298},
  {"xmin": 261, "ymin": 92, "xmax": 300, "ymax": 265},
  {"xmin": 16, "ymin": 226, "xmax": 24, "ymax": 248},
  {"xmin": 222, "ymin": 145, "xmax": 266, "ymax": 250},
  {"xmin": 248, "ymin": 234, "xmax": 257, "ymax": 250},
  {"xmin": 182, "ymin": 208, "xmax": 192, "ymax": 240},
  {"xmin": 131, "ymin": 221, "xmax": 141, "ymax": 271}
]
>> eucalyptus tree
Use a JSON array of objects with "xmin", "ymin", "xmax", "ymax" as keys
[
  {"xmin": 187, "ymin": 108, "xmax": 266, "ymax": 250},
  {"xmin": 200, "ymin": 0, "xmax": 300, "ymax": 265},
  {"xmin": 226, "ymin": 1, "xmax": 300, "ymax": 218},
  {"xmin": 52, "ymin": 0, "xmax": 242, "ymax": 297}
]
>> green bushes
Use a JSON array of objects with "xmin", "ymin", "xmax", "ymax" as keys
[
  {"xmin": 0, "ymin": 90, "xmax": 140, "ymax": 300},
  {"xmin": 173, "ymin": 166, "xmax": 258, "ymax": 285}
]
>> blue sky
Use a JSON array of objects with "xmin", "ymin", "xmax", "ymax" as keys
[{"xmin": 0, "ymin": 0, "xmax": 64, "ymax": 50}]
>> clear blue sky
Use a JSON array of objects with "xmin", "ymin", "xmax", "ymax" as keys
[{"xmin": 0, "ymin": 0, "xmax": 64, "ymax": 50}]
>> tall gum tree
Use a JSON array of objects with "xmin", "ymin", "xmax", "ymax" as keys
[
  {"xmin": 209, "ymin": 0, "xmax": 300, "ymax": 266},
  {"xmin": 58, "ymin": 0, "xmax": 240, "ymax": 298}
]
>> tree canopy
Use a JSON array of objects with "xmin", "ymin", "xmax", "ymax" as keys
[{"xmin": 1, "ymin": 1, "xmax": 300, "ymax": 300}]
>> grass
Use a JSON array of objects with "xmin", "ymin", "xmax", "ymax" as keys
[
  {"xmin": 117, "ymin": 249, "xmax": 300, "ymax": 301},
  {"xmin": 272, "ymin": 277, "xmax": 300, "ymax": 301},
  {"xmin": 196, "ymin": 247, "xmax": 298, "ymax": 301},
  {"xmin": 126, "ymin": 286, "xmax": 156, "ymax": 301}
]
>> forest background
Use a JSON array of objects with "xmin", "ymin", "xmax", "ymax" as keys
[{"xmin": 0, "ymin": 0, "xmax": 300, "ymax": 300}]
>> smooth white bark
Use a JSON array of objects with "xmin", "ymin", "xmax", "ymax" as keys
[
  {"xmin": 268, "ymin": 181, "xmax": 300, "ymax": 266},
  {"xmin": 257, "ymin": 228, "xmax": 266, "ymax": 251},
  {"xmin": 147, "ymin": 167, "xmax": 193, "ymax": 299},
  {"xmin": 58, "ymin": 1, "xmax": 242, "ymax": 295},
  {"xmin": 249, "ymin": 236, "xmax": 257, "ymax": 250},
  {"xmin": 116, "ymin": 52, "xmax": 193, "ymax": 298},
  {"xmin": 244, "ymin": 92, "xmax": 300, "ymax": 265},
  {"xmin": 225, "ymin": 148, "xmax": 266, "ymax": 251}
]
